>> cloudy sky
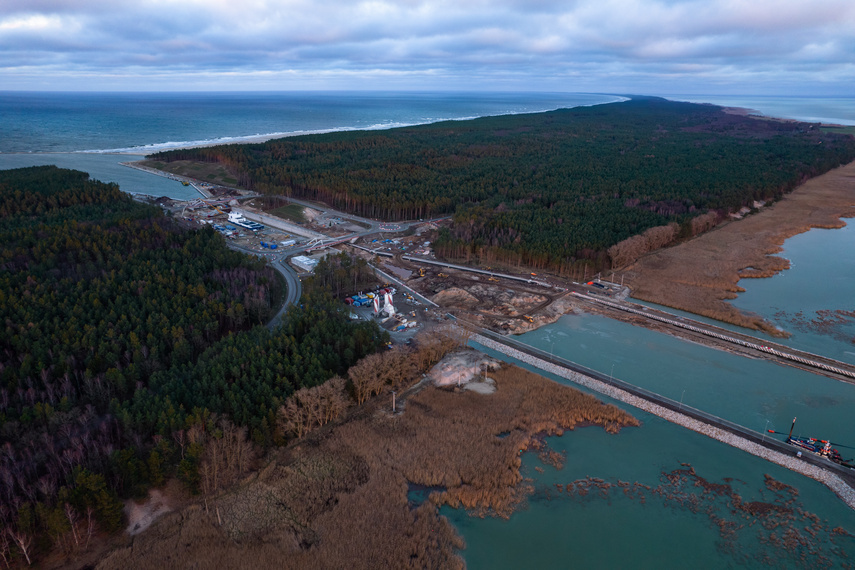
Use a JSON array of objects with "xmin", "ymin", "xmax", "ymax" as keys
[{"xmin": 1, "ymin": 0, "xmax": 853, "ymax": 93}]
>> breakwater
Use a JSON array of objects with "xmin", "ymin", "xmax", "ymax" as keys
[{"xmin": 469, "ymin": 329, "xmax": 855, "ymax": 510}]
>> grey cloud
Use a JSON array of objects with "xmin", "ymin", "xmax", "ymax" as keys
[{"xmin": 0, "ymin": 0, "xmax": 853, "ymax": 91}]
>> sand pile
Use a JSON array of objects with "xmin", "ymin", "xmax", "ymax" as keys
[{"xmin": 429, "ymin": 350, "xmax": 500, "ymax": 390}]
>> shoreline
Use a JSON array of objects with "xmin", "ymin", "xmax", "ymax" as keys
[
  {"xmin": 721, "ymin": 105, "xmax": 850, "ymax": 128},
  {"xmin": 3, "ymin": 95, "xmax": 631, "ymax": 157},
  {"xmin": 622, "ymin": 159, "xmax": 855, "ymax": 336},
  {"xmin": 473, "ymin": 333, "xmax": 855, "ymax": 510},
  {"xmin": 4, "ymin": 97, "xmax": 846, "ymax": 159}
]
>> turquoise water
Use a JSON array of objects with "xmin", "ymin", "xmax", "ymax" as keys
[
  {"xmin": 444, "ymin": 411, "xmax": 855, "ymax": 569},
  {"xmin": 730, "ymin": 222, "xmax": 855, "ymax": 363},
  {"xmin": 0, "ymin": 91, "xmax": 621, "ymax": 153},
  {"xmin": 448, "ymin": 216, "xmax": 855, "ymax": 567},
  {"xmin": 0, "ymin": 91, "xmax": 621, "ymax": 200},
  {"xmin": 450, "ymin": 337, "xmax": 855, "ymax": 568},
  {"xmin": 518, "ymin": 313, "xmax": 855, "ymax": 445},
  {"xmin": 445, "ymin": 184, "xmax": 855, "ymax": 567},
  {"xmin": 628, "ymin": 221, "xmax": 855, "ymax": 366},
  {"xmin": 4, "ymin": 90, "xmax": 854, "ymax": 567},
  {"xmin": 0, "ymin": 153, "xmax": 201, "ymax": 200}
]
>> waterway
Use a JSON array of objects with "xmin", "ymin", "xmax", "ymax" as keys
[
  {"xmin": 730, "ymin": 222, "xmax": 855, "ymax": 364},
  {"xmin": 445, "ymin": 330, "xmax": 855, "ymax": 568},
  {"xmin": 626, "ymin": 220, "xmax": 855, "ymax": 367},
  {"xmin": 5, "ymin": 90, "xmax": 853, "ymax": 566},
  {"xmin": 444, "ymin": 410, "xmax": 855, "ymax": 569},
  {"xmin": 446, "ymin": 217, "xmax": 855, "ymax": 567},
  {"xmin": 0, "ymin": 152, "xmax": 201, "ymax": 200}
]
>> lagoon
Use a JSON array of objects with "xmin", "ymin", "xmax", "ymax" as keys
[
  {"xmin": 449, "ymin": 214, "xmax": 855, "ymax": 567},
  {"xmin": 730, "ymin": 222, "xmax": 855, "ymax": 364}
]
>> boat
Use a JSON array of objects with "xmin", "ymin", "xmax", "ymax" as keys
[{"xmin": 769, "ymin": 417, "xmax": 855, "ymax": 468}]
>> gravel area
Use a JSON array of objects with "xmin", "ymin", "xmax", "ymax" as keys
[{"xmin": 473, "ymin": 333, "xmax": 855, "ymax": 510}]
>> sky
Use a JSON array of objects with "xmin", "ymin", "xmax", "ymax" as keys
[{"xmin": 1, "ymin": 0, "xmax": 854, "ymax": 93}]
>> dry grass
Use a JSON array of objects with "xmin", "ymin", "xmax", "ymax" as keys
[
  {"xmin": 623, "ymin": 160, "xmax": 855, "ymax": 335},
  {"xmin": 97, "ymin": 360, "xmax": 637, "ymax": 569}
]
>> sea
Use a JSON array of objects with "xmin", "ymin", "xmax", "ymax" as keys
[
  {"xmin": 2, "ymin": 91, "xmax": 854, "ymax": 567},
  {"xmin": 0, "ymin": 91, "xmax": 621, "ymax": 199}
]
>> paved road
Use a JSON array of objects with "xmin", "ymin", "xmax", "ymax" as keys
[{"xmin": 226, "ymin": 242, "xmax": 302, "ymax": 329}]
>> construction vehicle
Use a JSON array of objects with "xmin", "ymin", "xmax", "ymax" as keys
[
  {"xmin": 530, "ymin": 272, "xmax": 537, "ymax": 277},
  {"xmin": 438, "ymin": 272, "xmax": 448, "ymax": 278},
  {"xmin": 523, "ymin": 315, "xmax": 534, "ymax": 323},
  {"xmin": 419, "ymin": 267, "xmax": 426, "ymax": 277},
  {"xmin": 488, "ymin": 276, "xmax": 499, "ymax": 282}
]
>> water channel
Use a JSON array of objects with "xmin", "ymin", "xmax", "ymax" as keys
[{"xmin": 448, "ymin": 222, "xmax": 855, "ymax": 568}]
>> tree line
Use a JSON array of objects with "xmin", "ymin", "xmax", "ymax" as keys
[
  {"xmin": 0, "ymin": 167, "xmax": 388, "ymax": 565},
  {"xmin": 150, "ymin": 97, "xmax": 855, "ymax": 275}
]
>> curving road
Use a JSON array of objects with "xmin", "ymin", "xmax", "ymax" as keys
[
  {"xmin": 226, "ymin": 242, "xmax": 301, "ymax": 329},
  {"xmin": 219, "ymin": 197, "xmax": 451, "ymax": 329}
]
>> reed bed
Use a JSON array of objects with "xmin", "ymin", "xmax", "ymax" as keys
[
  {"xmin": 98, "ymin": 360, "xmax": 637, "ymax": 569},
  {"xmin": 622, "ymin": 160, "xmax": 855, "ymax": 334}
]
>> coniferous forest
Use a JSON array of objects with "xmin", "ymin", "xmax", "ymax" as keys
[
  {"xmin": 150, "ymin": 97, "xmax": 855, "ymax": 274},
  {"xmin": 0, "ymin": 166, "xmax": 387, "ymax": 563}
]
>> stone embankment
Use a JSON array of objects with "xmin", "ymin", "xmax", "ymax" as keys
[{"xmin": 472, "ymin": 332, "xmax": 855, "ymax": 510}]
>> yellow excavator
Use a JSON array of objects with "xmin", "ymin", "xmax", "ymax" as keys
[
  {"xmin": 438, "ymin": 273, "xmax": 448, "ymax": 278},
  {"xmin": 419, "ymin": 267, "xmax": 426, "ymax": 277},
  {"xmin": 523, "ymin": 315, "xmax": 534, "ymax": 323},
  {"xmin": 488, "ymin": 276, "xmax": 499, "ymax": 282}
]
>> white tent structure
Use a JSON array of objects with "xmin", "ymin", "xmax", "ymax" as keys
[{"xmin": 383, "ymin": 292, "xmax": 395, "ymax": 317}]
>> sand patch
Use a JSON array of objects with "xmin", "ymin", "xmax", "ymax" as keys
[
  {"xmin": 429, "ymin": 350, "xmax": 500, "ymax": 387},
  {"xmin": 464, "ymin": 378, "xmax": 497, "ymax": 394},
  {"xmin": 125, "ymin": 489, "xmax": 172, "ymax": 536}
]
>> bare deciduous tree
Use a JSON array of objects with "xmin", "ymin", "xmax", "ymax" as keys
[
  {"xmin": 278, "ymin": 377, "xmax": 350, "ymax": 439},
  {"xmin": 198, "ymin": 418, "xmax": 255, "ymax": 495},
  {"xmin": 64, "ymin": 503, "xmax": 80, "ymax": 549},
  {"xmin": 608, "ymin": 223, "xmax": 679, "ymax": 268},
  {"xmin": 7, "ymin": 528, "xmax": 32, "ymax": 566}
]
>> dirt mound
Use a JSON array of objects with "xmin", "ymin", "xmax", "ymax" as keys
[
  {"xmin": 428, "ymin": 349, "xmax": 500, "ymax": 387},
  {"xmin": 432, "ymin": 287, "xmax": 480, "ymax": 308}
]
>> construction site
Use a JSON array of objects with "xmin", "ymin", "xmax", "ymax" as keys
[{"xmin": 151, "ymin": 181, "xmax": 596, "ymax": 338}]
